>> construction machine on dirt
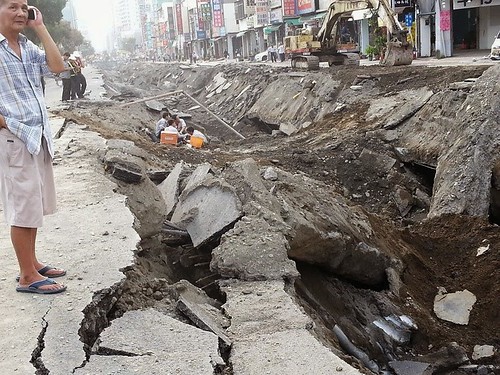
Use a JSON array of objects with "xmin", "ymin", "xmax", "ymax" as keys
[{"xmin": 285, "ymin": 0, "xmax": 414, "ymax": 70}]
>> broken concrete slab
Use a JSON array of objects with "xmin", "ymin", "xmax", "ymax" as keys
[
  {"xmin": 157, "ymin": 161, "xmax": 184, "ymax": 216},
  {"xmin": 183, "ymin": 162, "xmax": 212, "ymax": 191},
  {"xmin": 418, "ymin": 342, "xmax": 469, "ymax": 372},
  {"xmin": 175, "ymin": 280, "xmax": 231, "ymax": 346},
  {"xmin": 211, "ymin": 216, "xmax": 299, "ymax": 281},
  {"xmin": 145, "ymin": 99, "xmax": 166, "ymax": 112},
  {"xmin": 472, "ymin": 345, "xmax": 496, "ymax": 360},
  {"xmin": 171, "ymin": 176, "xmax": 243, "ymax": 247},
  {"xmin": 221, "ymin": 280, "xmax": 362, "ymax": 375},
  {"xmin": 0, "ymin": 121, "xmax": 139, "ymax": 375},
  {"xmin": 434, "ymin": 288, "xmax": 477, "ymax": 325},
  {"xmin": 389, "ymin": 360, "xmax": 432, "ymax": 375},
  {"xmin": 77, "ymin": 309, "xmax": 222, "ymax": 374},
  {"xmin": 103, "ymin": 141, "xmax": 149, "ymax": 184}
]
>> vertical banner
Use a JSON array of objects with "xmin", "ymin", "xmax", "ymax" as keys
[
  {"xmin": 176, "ymin": 3, "xmax": 183, "ymax": 33},
  {"xmin": 256, "ymin": 0, "xmax": 270, "ymax": 25},
  {"xmin": 212, "ymin": 0, "xmax": 224, "ymax": 27},
  {"xmin": 283, "ymin": 0, "xmax": 296, "ymax": 16},
  {"xmin": 297, "ymin": 0, "xmax": 315, "ymax": 14},
  {"xmin": 440, "ymin": 9, "xmax": 450, "ymax": 31}
]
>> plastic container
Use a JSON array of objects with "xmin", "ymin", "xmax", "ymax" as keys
[
  {"xmin": 160, "ymin": 131, "xmax": 178, "ymax": 145},
  {"xmin": 190, "ymin": 136, "xmax": 204, "ymax": 149}
]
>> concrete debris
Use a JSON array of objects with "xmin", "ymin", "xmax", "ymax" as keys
[
  {"xmin": 472, "ymin": 345, "xmax": 496, "ymax": 360},
  {"xmin": 476, "ymin": 243, "xmax": 490, "ymax": 256},
  {"xmin": 103, "ymin": 149, "xmax": 145, "ymax": 184},
  {"xmin": 79, "ymin": 309, "xmax": 223, "ymax": 374},
  {"xmin": 157, "ymin": 161, "xmax": 184, "ymax": 216},
  {"xmin": 434, "ymin": 288, "xmax": 477, "ymax": 325},
  {"xmin": 183, "ymin": 163, "xmax": 212, "ymax": 191},
  {"xmin": 175, "ymin": 281, "xmax": 231, "ymax": 346},
  {"xmin": 388, "ymin": 360, "xmax": 432, "ymax": 375},
  {"xmin": 417, "ymin": 342, "xmax": 469, "ymax": 372},
  {"xmin": 393, "ymin": 186, "xmax": 414, "ymax": 216},
  {"xmin": 171, "ymin": 176, "xmax": 243, "ymax": 247},
  {"xmin": 145, "ymin": 99, "xmax": 166, "ymax": 112},
  {"xmin": 211, "ymin": 216, "xmax": 299, "ymax": 281},
  {"xmin": 262, "ymin": 166, "xmax": 278, "ymax": 181},
  {"xmin": 222, "ymin": 281, "xmax": 362, "ymax": 375},
  {"xmin": 358, "ymin": 148, "xmax": 397, "ymax": 173}
]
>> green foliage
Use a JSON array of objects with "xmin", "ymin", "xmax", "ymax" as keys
[
  {"xmin": 29, "ymin": 0, "xmax": 67, "ymax": 25},
  {"xmin": 50, "ymin": 21, "xmax": 84, "ymax": 53},
  {"xmin": 365, "ymin": 45, "xmax": 377, "ymax": 57}
]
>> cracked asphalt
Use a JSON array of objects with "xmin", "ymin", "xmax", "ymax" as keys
[{"xmin": 0, "ymin": 68, "xmax": 140, "ymax": 374}]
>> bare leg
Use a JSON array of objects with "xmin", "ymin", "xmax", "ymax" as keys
[{"xmin": 11, "ymin": 226, "xmax": 64, "ymax": 291}]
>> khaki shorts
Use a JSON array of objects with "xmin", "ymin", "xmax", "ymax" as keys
[{"xmin": 0, "ymin": 128, "xmax": 56, "ymax": 228}]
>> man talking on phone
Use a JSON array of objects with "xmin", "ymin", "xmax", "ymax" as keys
[{"xmin": 0, "ymin": 1, "xmax": 67, "ymax": 294}]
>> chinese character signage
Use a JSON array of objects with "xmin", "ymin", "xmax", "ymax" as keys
[
  {"xmin": 440, "ymin": 9, "xmax": 450, "ymax": 30},
  {"xmin": 297, "ymin": 0, "xmax": 315, "ymax": 14},
  {"xmin": 197, "ymin": 30, "xmax": 207, "ymax": 39},
  {"xmin": 394, "ymin": 0, "xmax": 411, "ymax": 7},
  {"xmin": 176, "ymin": 3, "xmax": 183, "ymax": 33},
  {"xmin": 212, "ymin": 0, "xmax": 224, "ymax": 27},
  {"xmin": 283, "ymin": 0, "xmax": 296, "ymax": 16},
  {"xmin": 256, "ymin": 0, "xmax": 269, "ymax": 25},
  {"xmin": 199, "ymin": 2, "xmax": 212, "ymax": 20},
  {"xmin": 270, "ymin": 0, "xmax": 281, "ymax": 7},
  {"xmin": 453, "ymin": 0, "xmax": 498, "ymax": 7},
  {"xmin": 270, "ymin": 8, "xmax": 283, "ymax": 23}
]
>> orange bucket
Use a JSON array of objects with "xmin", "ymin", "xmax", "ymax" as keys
[{"xmin": 190, "ymin": 136, "xmax": 204, "ymax": 149}]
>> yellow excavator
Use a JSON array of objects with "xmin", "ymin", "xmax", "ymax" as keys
[{"xmin": 285, "ymin": 0, "xmax": 414, "ymax": 70}]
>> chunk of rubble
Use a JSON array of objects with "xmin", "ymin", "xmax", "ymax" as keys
[
  {"xmin": 418, "ymin": 342, "xmax": 469, "ymax": 372},
  {"xmin": 157, "ymin": 161, "xmax": 184, "ymax": 216},
  {"xmin": 388, "ymin": 360, "xmax": 432, "ymax": 375},
  {"xmin": 171, "ymin": 176, "xmax": 243, "ymax": 247},
  {"xmin": 145, "ymin": 99, "xmax": 166, "ymax": 112},
  {"xmin": 78, "ymin": 309, "xmax": 223, "ymax": 374},
  {"xmin": 476, "ymin": 243, "xmax": 490, "ymax": 256},
  {"xmin": 472, "ymin": 345, "xmax": 496, "ymax": 360},
  {"xmin": 103, "ymin": 141, "xmax": 147, "ymax": 184},
  {"xmin": 433, "ymin": 288, "xmax": 477, "ymax": 325},
  {"xmin": 262, "ymin": 166, "xmax": 278, "ymax": 181},
  {"xmin": 211, "ymin": 216, "xmax": 299, "ymax": 281},
  {"xmin": 358, "ymin": 148, "xmax": 396, "ymax": 173},
  {"xmin": 183, "ymin": 163, "xmax": 212, "ymax": 191},
  {"xmin": 175, "ymin": 280, "xmax": 231, "ymax": 346},
  {"xmin": 221, "ymin": 280, "xmax": 363, "ymax": 375}
]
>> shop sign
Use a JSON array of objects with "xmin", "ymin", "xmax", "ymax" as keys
[
  {"xmin": 176, "ymin": 3, "xmax": 183, "ymax": 33},
  {"xmin": 256, "ymin": 0, "xmax": 270, "ymax": 25},
  {"xmin": 283, "ymin": 0, "xmax": 296, "ymax": 16},
  {"xmin": 270, "ymin": 0, "xmax": 281, "ymax": 8},
  {"xmin": 297, "ymin": 0, "xmax": 315, "ymax": 14},
  {"xmin": 454, "ymin": 0, "xmax": 498, "ymax": 7},
  {"xmin": 212, "ymin": 0, "xmax": 225, "ymax": 27},
  {"xmin": 394, "ymin": 0, "xmax": 412, "ymax": 7},
  {"xmin": 270, "ymin": 8, "xmax": 283, "ymax": 23},
  {"xmin": 197, "ymin": 30, "xmax": 207, "ymax": 39}
]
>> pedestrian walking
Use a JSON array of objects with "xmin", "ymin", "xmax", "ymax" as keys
[
  {"xmin": 60, "ymin": 52, "xmax": 72, "ymax": 101},
  {"xmin": 0, "ymin": 1, "xmax": 67, "ymax": 294}
]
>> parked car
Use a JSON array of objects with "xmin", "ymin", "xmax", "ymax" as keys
[
  {"xmin": 491, "ymin": 30, "xmax": 500, "ymax": 60},
  {"xmin": 254, "ymin": 51, "xmax": 268, "ymax": 62}
]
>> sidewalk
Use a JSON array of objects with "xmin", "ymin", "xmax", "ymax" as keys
[{"xmin": 0, "ymin": 68, "xmax": 139, "ymax": 374}]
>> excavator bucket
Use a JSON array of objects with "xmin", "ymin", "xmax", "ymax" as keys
[{"xmin": 381, "ymin": 41, "xmax": 414, "ymax": 66}]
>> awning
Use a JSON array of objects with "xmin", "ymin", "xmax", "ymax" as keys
[
  {"xmin": 300, "ymin": 11, "xmax": 327, "ymax": 23},
  {"xmin": 284, "ymin": 17, "xmax": 302, "ymax": 26},
  {"xmin": 236, "ymin": 31, "xmax": 247, "ymax": 37},
  {"xmin": 264, "ymin": 25, "xmax": 281, "ymax": 35}
]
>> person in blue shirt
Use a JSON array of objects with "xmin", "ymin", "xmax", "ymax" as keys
[{"xmin": 0, "ymin": 1, "xmax": 67, "ymax": 294}]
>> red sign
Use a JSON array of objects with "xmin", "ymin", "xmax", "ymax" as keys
[
  {"xmin": 212, "ymin": 0, "xmax": 224, "ymax": 27},
  {"xmin": 283, "ymin": 0, "xmax": 296, "ymax": 16},
  {"xmin": 297, "ymin": 0, "xmax": 315, "ymax": 14},
  {"xmin": 176, "ymin": 3, "xmax": 183, "ymax": 33}
]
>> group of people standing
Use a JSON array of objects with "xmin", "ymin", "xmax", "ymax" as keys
[
  {"xmin": 267, "ymin": 44, "xmax": 286, "ymax": 63},
  {"xmin": 59, "ymin": 51, "xmax": 86, "ymax": 101},
  {"xmin": 154, "ymin": 112, "xmax": 207, "ymax": 145}
]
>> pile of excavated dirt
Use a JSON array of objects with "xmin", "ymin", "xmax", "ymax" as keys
[{"xmin": 55, "ymin": 61, "xmax": 500, "ymax": 373}]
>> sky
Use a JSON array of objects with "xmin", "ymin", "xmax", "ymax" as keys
[{"xmin": 72, "ymin": 0, "xmax": 113, "ymax": 52}]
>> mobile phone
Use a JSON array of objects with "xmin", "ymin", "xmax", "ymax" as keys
[{"xmin": 28, "ymin": 8, "xmax": 36, "ymax": 20}]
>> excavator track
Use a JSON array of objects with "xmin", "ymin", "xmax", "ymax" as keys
[{"xmin": 291, "ymin": 55, "xmax": 320, "ymax": 71}]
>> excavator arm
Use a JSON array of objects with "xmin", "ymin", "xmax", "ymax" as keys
[{"xmin": 316, "ymin": 0, "xmax": 413, "ymax": 66}]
